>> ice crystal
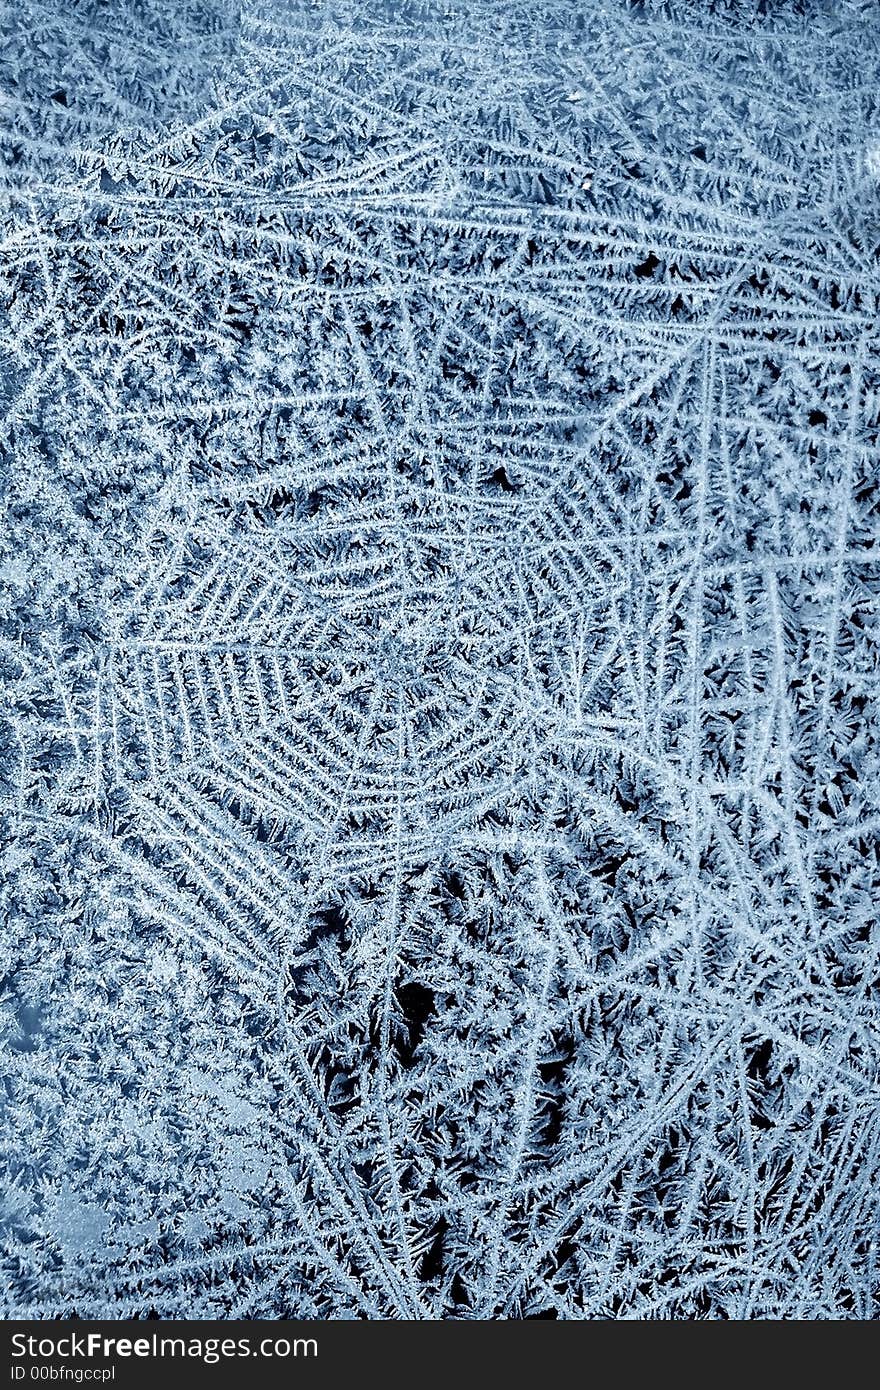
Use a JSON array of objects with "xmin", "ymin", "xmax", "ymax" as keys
[{"xmin": 1, "ymin": 0, "xmax": 879, "ymax": 1319}]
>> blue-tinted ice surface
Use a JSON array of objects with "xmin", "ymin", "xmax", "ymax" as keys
[{"xmin": 1, "ymin": 0, "xmax": 879, "ymax": 1319}]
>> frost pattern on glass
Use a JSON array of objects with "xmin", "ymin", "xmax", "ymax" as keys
[{"xmin": 2, "ymin": 0, "xmax": 879, "ymax": 1319}]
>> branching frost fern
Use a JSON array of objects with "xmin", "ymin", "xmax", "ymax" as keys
[{"xmin": 1, "ymin": 0, "xmax": 879, "ymax": 1318}]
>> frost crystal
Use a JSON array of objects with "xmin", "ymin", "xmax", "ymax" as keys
[{"xmin": 2, "ymin": 0, "xmax": 879, "ymax": 1319}]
